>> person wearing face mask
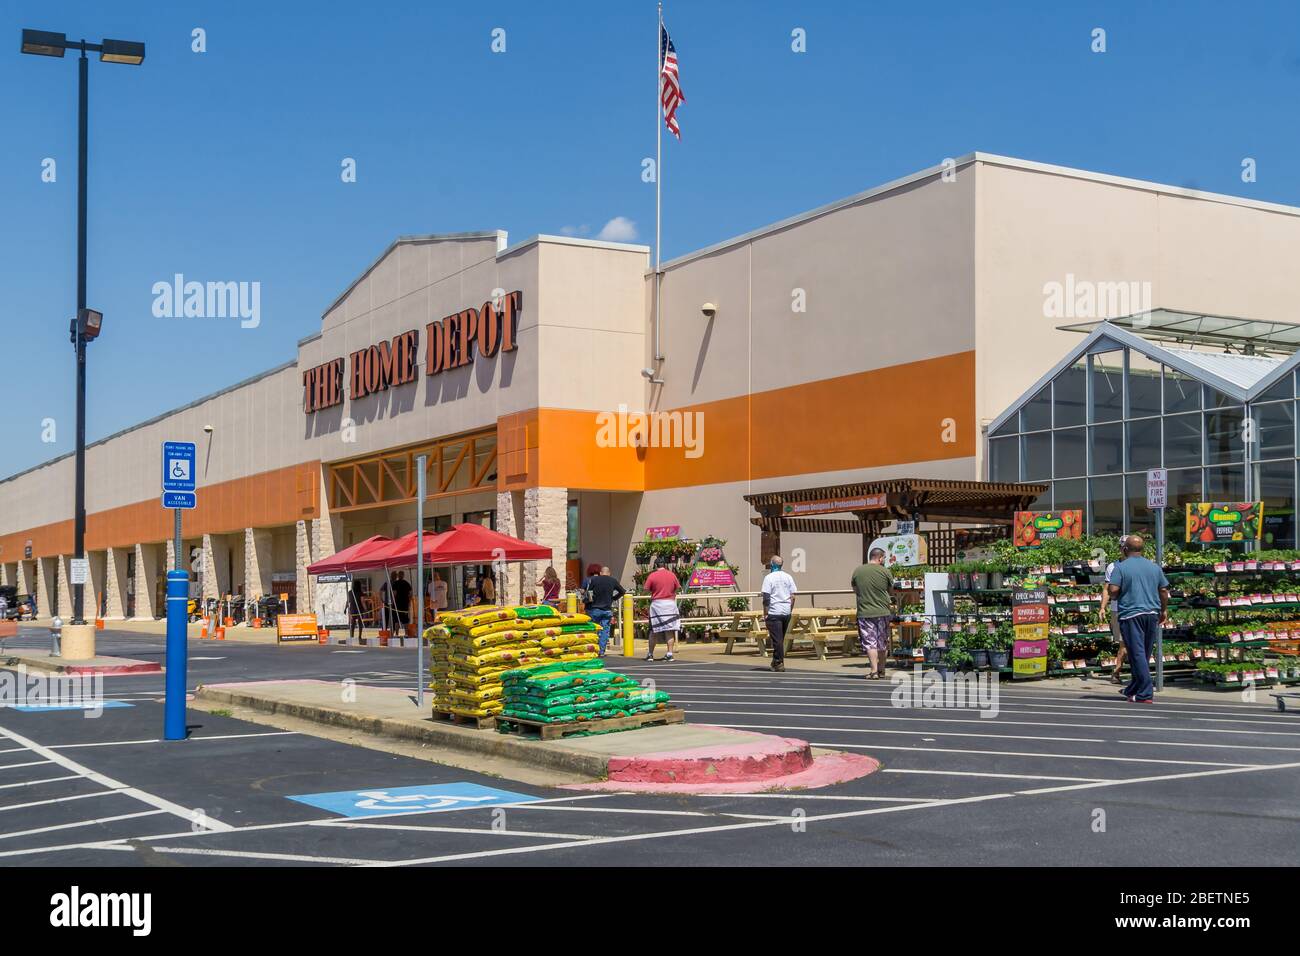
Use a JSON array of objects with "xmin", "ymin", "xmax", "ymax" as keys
[{"xmin": 760, "ymin": 554, "xmax": 798, "ymax": 672}]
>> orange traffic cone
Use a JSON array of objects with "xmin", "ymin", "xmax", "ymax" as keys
[{"xmin": 200, "ymin": 617, "xmax": 209, "ymax": 639}]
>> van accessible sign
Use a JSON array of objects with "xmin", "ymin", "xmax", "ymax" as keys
[{"xmin": 301, "ymin": 291, "xmax": 523, "ymax": 414}]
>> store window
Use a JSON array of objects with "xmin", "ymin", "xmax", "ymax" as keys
[
  {"xmin": 1053, "ymin": 478, "xmax": 1086, "ymax": 514},
  {"xmin": 1204, "ymin": 386, "xmax": 1240, "ymax": 409},
  {"xmin": 988, "ymin": 436, "xmax": 1018, "ymax": 482},
  {"xmin": 1204, "ymin": 464, "xmax": 1245, "ymax": 501},
  {"xmin": 1255, "ymin": 459, "xmax": 1296, "ymax": 549},
  {"xmin": 1204, "ymin": 407, "xmax": 1245, "ymax": 465},
  {"xmin": 1053, "ymin": 427, "xmax": 1086, "ymax": 478},
  {"xmin": 1251, "ymin": 401, "xmax": 1295, "ymax": 461},
  {"xmin": 1089, "ymin": 475, "xmax": 1124, "ymax": 535},
  {"xmin": 1125, "ymin": 472, "xmax": 1156, "ymax": 539},
  {"xmin": 1126, "ymin": 417, "xmax": 1161, "ymax": 471},
  {"xmin": 1022, "ymin": 432, "xmax": 1051, "ymax": 482},
  {"xmin": 1020, "ymin": 383, "xmax": 1052, "ymax": 432},
  {"xmin": 1164, "ymin": 467, "xmax": 1202, "ymax": 543},
  {"xmin": 1054, "ymin": 361, "xmax": 1087, "ymax": 428},
  {"xmin": 567, "ymin": 500, "xmax": 579, "ymax": 561},
  {"xmin": 1089, "ymin": 422, "xmax": 1124, "ymax": 475},
  {"xmin": 1164, "ymin": 366, "xmax": 1200, "ymax": 415},
  {"xmin": 1163, "ymin": 413, "xmax": 1202, "ymax": 468},
  {"xmin": 1089, "ymin": 351, "xmax": 1124, "ymax": 423},
  {"xmin": 1128, "ymin": 352, "xmax": 1162, "ymax": 418},
  {"xmin": 1255, "ymin": 372, "xmax": 1293, "ymax": 404}
]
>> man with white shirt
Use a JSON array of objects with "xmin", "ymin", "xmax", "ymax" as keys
[{"xmin": 760, "ymin": 555, "xmax": 798, "ymax": 672}]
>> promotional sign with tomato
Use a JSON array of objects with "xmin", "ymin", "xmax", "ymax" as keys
[
  {"xmin": 1013, "ymin": 510, "xmax": 1083, "ymax": 548},
  {"xmin": 1185, "ymin": 502, "xmax": 1263, "ymax": 543}
]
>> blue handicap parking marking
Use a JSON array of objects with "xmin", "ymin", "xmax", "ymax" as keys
[
  {"xmin": 286, "ymin": 782, "xmax": 542, "ymax": 818},
  {"xmin": 12, "ymin": 700, "xmax": 133, "ymax": 712}
]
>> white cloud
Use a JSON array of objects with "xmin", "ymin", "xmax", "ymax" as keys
[
  {"xmin": 595, "ymin": 216, "xmax": 637, "ymax": 242},
  {"xmin": 559, "ymin": 224, "xmax": 589, "ymax": 237}
]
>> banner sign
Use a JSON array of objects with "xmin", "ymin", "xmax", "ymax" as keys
[
  {"xmin": 687, "ymin": 539, "xmax": 736, "ymax": 589},
  {"xmin": 277, "ymin": 613, "xmax": 320, "ymax": 643},
  {"xmin": 1185, "ymin": 501, "xmax": 1264, "ymax": 543},
  {"xmin": 1014, "ymin": 510, "xmax": 1082, "ymax": 547},
  {"xmin": 644, "ymin": 525, "xmax": 681, "ymax": 540},
  {"xmin": 1012, "ymin": 588, "xmax": 1049, "ymax": 679},
  {"xmin": 867, "ymin": 533, "xmax": 927, "ymax": 568},
  {"xmin": 1012, "ymin": 637, "xmax": 1049, "ymax": 678},
  {"xmin": 781, "ymin": 494, "xmax": 887, "ymax": 517}
]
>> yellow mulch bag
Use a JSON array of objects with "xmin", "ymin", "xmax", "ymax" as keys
[
  {"xmin": 513, "ymin": 616, "xmax": 563, "ymax": 631},
  {"xmin": 450, "ymin": 684, "xmax": 503, "ymax": 702},
  {"xmin": 538, "ymin": 633, "xmax": 599, "ymax": 648},
  {"xmin": 560, "ymin": 650, "xmax": 599, "ymax": 661},
  {"xmin": 462, "ymin": 619, "xmax": 524, "ymax": 639},
  {"xmin": 449, "ymin": 701, "xmax": 503, "ymax": 718},
  {"xmin": 558, "ymin": 613, "xmax": 592, "ymax": 625},
  {"xmin": 452, "ymin": 608, "xmax": 518, "ymax": 629},
  {"xmin": 450, "ymin": 671, "xmax": 505, "ymax": 688}
]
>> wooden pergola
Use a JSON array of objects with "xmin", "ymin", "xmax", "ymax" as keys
[{"xmin": 744, "ymin": 478, "xmax": 1048, "ymax": 566}]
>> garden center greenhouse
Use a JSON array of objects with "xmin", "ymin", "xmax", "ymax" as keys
[{"xmin": 985, "ymin": 311, "xmax": 1300, "ymax": 548}]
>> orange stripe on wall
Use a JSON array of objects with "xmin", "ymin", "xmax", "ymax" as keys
[
  {"xmin": 524, "ymin": 351, "xmax": 975, "ymax": 491},
  {"xmin": 0, "ymin": 462, "xmax": 320, "ymax": 562}
]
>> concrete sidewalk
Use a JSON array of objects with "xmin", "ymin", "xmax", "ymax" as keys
[{"xmin": 193, "ymin": 679, "xmax": 879, "ymax": 791}]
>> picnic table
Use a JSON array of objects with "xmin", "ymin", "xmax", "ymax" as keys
[{"xmin": 722, "ymin": 608, "xmax": 861, "ymax": 660}]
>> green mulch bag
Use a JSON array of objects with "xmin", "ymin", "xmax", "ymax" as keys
[{"xmin": 514, "ymin": 605, "xmax": 559, "ymax": 620}]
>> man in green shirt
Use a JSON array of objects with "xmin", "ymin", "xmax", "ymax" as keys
[{"xmin": 851, "ymin": 547, "xmax": 893, "ymax": 680}]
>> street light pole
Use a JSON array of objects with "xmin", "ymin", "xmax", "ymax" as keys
[
  {"xmin": 19, "ymin": 29, "xmax": 145, "ymax": 637},
  {"xmin": 72, "ymin": 45, "xmax": 88, "ymax": 624}
]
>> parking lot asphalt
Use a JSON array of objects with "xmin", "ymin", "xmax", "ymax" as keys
[{"xmin": 1, "ymin": 626, "xmax": 1297, "ymax": 867}]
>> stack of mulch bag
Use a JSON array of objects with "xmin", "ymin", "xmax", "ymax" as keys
[
  {"xmin": 499, "ymin": 659, "xmax": 672, "ymax": 725},
  {"xmin": 426, "ymin": 604, "xmax": 604, "ymax": 720}
]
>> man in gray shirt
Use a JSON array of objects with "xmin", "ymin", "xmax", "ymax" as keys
[{"xmin": 1106, "ymin": 535, "xmax": 1169, "ymax": 703}]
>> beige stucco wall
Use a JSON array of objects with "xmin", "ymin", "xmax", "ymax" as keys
[
  {"xmin": 649, "ymin": 166, "xmax": 978, "ymax": 412},
  {"xmin": 972, "ymin": 158, "xmax": 1300, "ymax": 475}
]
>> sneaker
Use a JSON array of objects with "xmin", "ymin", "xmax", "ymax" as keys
[
  {"xmin": 1133, "ymin": 698, "xmax": 1154, "ymax": 704},
  {"xmin": 664, "ymin": 653, "xmax": 674, "ymax": 662},
  {"xmin": 644, "ymin": 655, "xmax": 655, "ymax": 662},
  {"xmin": 772, "ymin": 662, "xmax": 785, "ymax": 672}
]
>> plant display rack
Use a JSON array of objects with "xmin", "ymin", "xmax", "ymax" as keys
[{"xmin": 630, "ymin": 534, "xmax": 743, "ymax": 642}]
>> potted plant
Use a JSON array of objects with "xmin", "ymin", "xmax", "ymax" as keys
[
  {"xmin": 990, "ymin": 623, "xmax": 1014, "ymax": 669},
  {"xmin": 966, "ymin": 630, "xmax": 991, "ymax": 669}
]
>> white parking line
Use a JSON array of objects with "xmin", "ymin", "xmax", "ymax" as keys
[
  {"xmin": 882, "ymin": 769, "xmax": 1112, "ymax": 782},
  {"xmin": 49, "ymin": 731, "xmax": 299, "ymax": 750},
  {"xmin": 0, "ymin": 760, "xmax": 52, "ymax": 771},
  {"xmin": 373, "ymin": 759, "xmax": 1300, "ymax": 867},
  {"xmin": 331, "ymin": 821, "xmax": 600, "ymax": 840},
  {"xmin": 813, "ymin": 741, "xmax": 1251, "ymax": 767},
  {"xmin": 0, "ymin": 774, "xmax": 83, "ymax": 791},
  {"xmin": 682, "ymin": 708, "xmax": 1300, "ymax": 737},
  {"xmin": 0, "ymin": 723, "xmax": 233, "ymax": 832},
  {"xmin": 1117, "ymin": 739, "xmax": 1300, "ymax": 753},
  {"xmin": 0, "ymin": 790, "xmax": 121, "ymax": 813},
  {"xmin": 0, "ymin": 809, "xmax": 165, "ymax": 842},
  {"xmin": 141, "ymin": 846, "xmax": 384, "ymax": 866}
]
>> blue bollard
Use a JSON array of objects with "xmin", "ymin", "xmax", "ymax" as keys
[{"xmin": 164, "ymin": 569, "xmax": 189, "ymax": 740}]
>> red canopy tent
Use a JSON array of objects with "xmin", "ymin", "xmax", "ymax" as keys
[
  {"xmin": 305, "ymin": 534, "xmax": 392, "ymax": 575},
  {"xmin": 421, "ymin": 523, "xmax": 552, "ymax": 564},
  {"xmin": 348, "ymin": 530, "xmax": 451, "ymax": 572}
]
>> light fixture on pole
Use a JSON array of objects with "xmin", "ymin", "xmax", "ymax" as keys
[{"xmin": 21, "ymin": 28, "xmax": 144, "ymax": 643}]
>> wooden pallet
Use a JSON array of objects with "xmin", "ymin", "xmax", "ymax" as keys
[
  {"xmin": 431, "ymin": 709, "xmax": 498, "ymax": 731},
  {"xmin": 496, "ymin": 707, "xmax": 686, "ymax": 740}
]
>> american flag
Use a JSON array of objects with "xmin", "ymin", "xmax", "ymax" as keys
[{"xmin": 660, "ymin": 24, "xmax": 685, "ymax": 139}]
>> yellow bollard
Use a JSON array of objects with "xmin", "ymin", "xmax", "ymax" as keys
[
  {"xmin": 566, "ymin": 591, "xmax": 577, "ymax": 615},
  {"xmin": 621, "ymin": 592, "xmax": 635, "ymax": 656}
]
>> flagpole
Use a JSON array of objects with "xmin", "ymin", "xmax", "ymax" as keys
[{"xmin": 654, "ymin": 1, "xmax": 663, "ymax": 363}]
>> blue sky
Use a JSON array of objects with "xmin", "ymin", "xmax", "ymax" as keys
[{"xmin": 3, "ymin": 0, "xmax": 1300, "ymax": 478}]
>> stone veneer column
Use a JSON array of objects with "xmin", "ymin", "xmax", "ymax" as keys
[
  {"xmin": 87, "ymin": 551, "xmax": 106, "ymax": 620},
  {"xmin": 295, "ymin": 520, "xmax": 312, "ymax": 615},
  {"xmin": 16, "ymin": 561, "xmax": 33, "ymax": 601},
  {"xmin": 312, "ymin": 467, "xmax": 344, "ymax": 564},
  {"xmin": 201, "ymin": 534, "xmax": 231, "ymax": 603},
  {"xmin": 496, "ymin": 490, "xmax": 524, "ymax": 604},
  {"xmin": 134, "ymin": 544, "xmax": 159, "ymax": 619},
  {"xmin": 0, "ymin": 563, "xmax": 9, "ymax": 587},
  {"xmin": 524, "ymin": 487, "xmax": 569, "ymax": 602},
  {"xmin": 245, "ymin": 528, "xmax": 274, "ymax": 601},
  {"xmin": 104, "ymin": 547, "xmax": 128, "ymax": 619},
  {"xmin": 56, "ymin": 556, "xmax": 72, "ymax": 620}
]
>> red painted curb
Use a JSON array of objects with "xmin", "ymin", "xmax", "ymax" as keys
[
  {"xmin": 606, "ymin": 732, "xmax": 815, "ymax": 784},
  {"xmin": 565, "ymin": 751, "xmax": 881, "ymax": 795},
  {"xmin": 64, "ymin": 661, "xmax": 163, "ymax": 675}
]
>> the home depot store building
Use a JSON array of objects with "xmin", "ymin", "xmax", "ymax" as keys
[{"xmin": 4, "ymin": 152, "xmax": 1300, "ymax": 619}]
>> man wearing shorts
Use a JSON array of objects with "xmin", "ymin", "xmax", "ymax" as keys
[{"xmin": 851, "ymin": 547, "xmax": 893, "ymax": 680}]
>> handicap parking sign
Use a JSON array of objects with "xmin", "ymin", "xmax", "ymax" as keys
[{"xmin": 286, "ymin": 782, "xmax": 541, "ymax": 818}]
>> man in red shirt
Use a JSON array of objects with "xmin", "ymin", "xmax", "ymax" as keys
[{"xmin": 644, "ymin": 558, "xmax": 681, "ymax": 662}]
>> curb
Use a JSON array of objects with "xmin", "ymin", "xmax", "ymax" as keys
[
  {"xmin": 2, "ymin": 655, "xmax": 163, "ymax": 676},
  {"xmin": 194, "ymin": 682, "xmax": 612, "ymax": 779}
]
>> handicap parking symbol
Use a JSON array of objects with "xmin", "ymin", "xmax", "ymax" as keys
[{"xmin": 286, "ymin": 782, "xmax": 542, "ymax": 818}]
